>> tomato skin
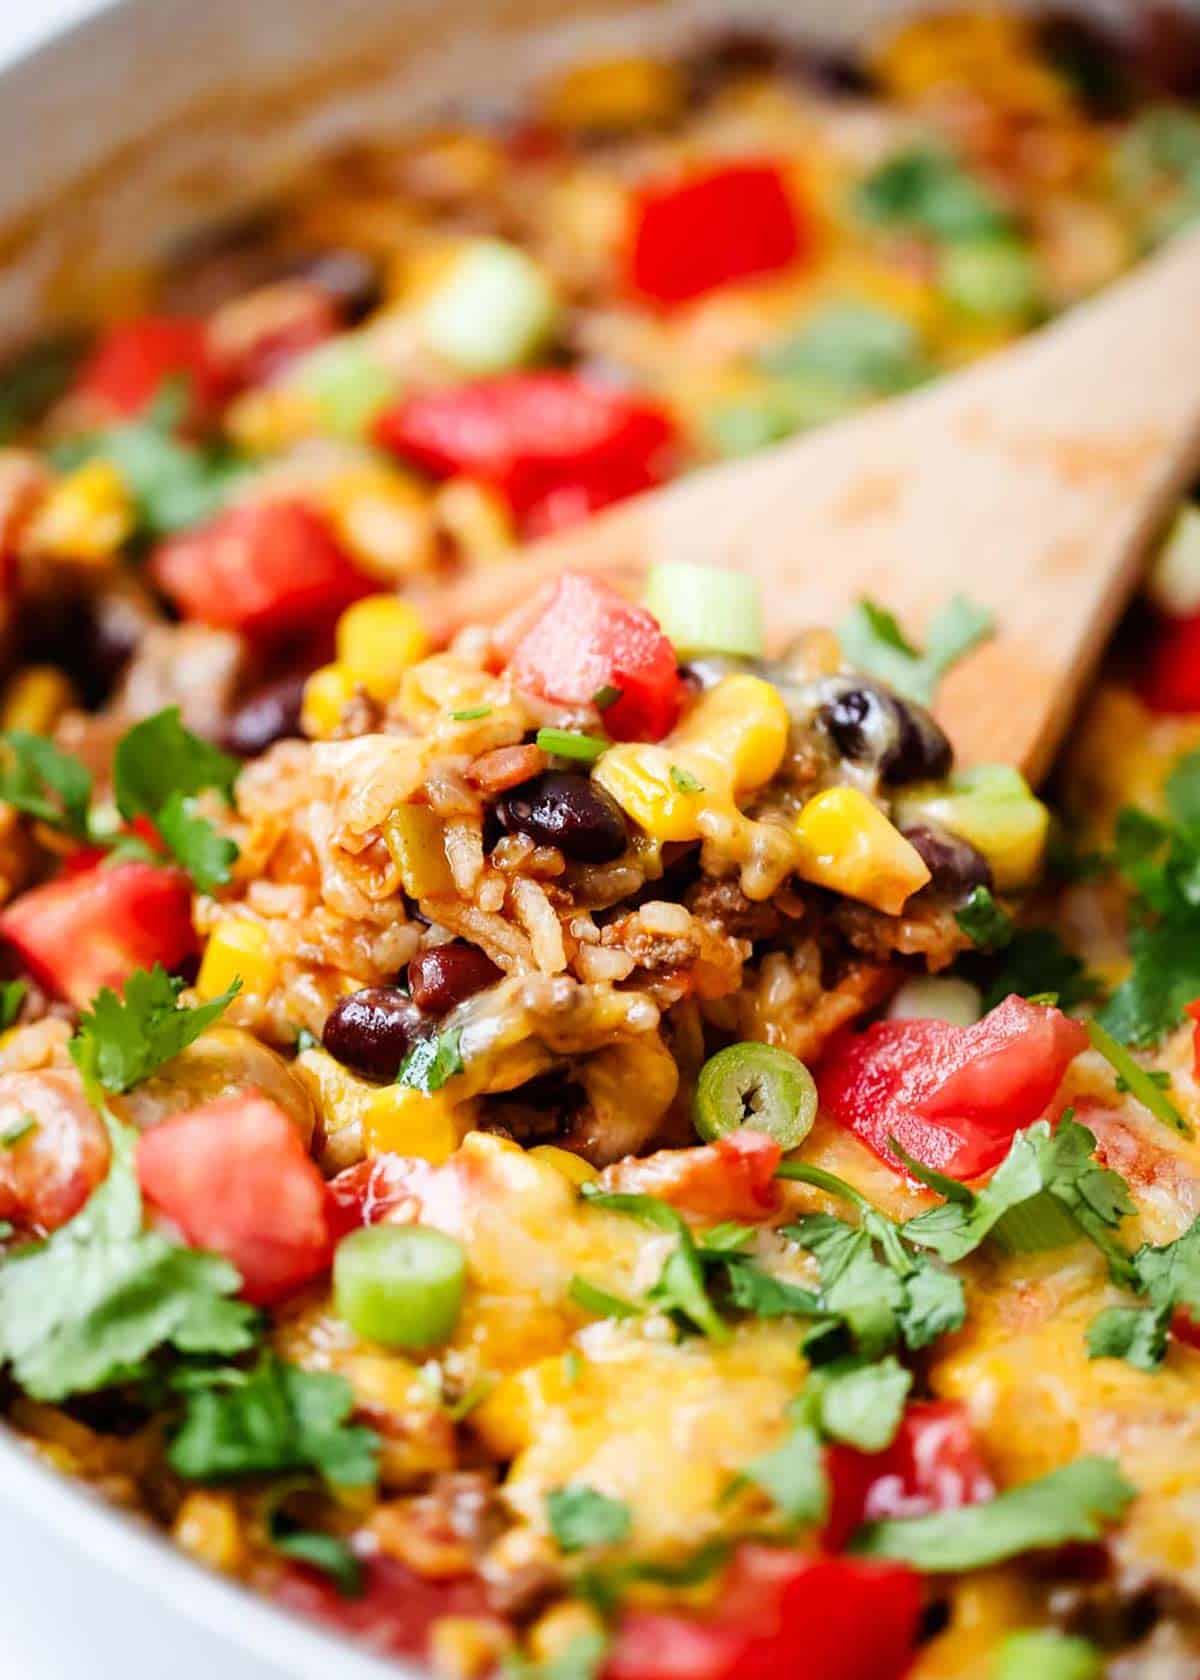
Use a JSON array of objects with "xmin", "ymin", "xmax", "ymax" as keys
[
  {"xmin": 0, "ymin": 860, "xmax": 197, "ymax": 1008},
  {"xmin": 72, "ymin": 317, "xmax": 227, "ymax": 426},
  {"xmin": 818, "ymin": 995, "xmax": 1087, "ymax": 1179},
  {"xmin": 137, "ymin": 1091, "xmax": 333, "ymax": 1305},
  {"xmin": 152, "ymin": 500, "xmax": 372, "ymax": 644},
  {"xmin": 506, "ymin": 571, "xmax": 683, "ymax": 741},
  {"xmin": 597, "ymin": 1131, "xmax": 782, "ymax": 1221},
  {"xmin": 823, "ymin": 1402, "xmax": 995, "ymax": 1552},
  {"xmin": 1141, "ymin": 613, "xmax": 1200, "ymax": 713},
  {"xmin": 274, "ymin": 1553, "xmax": 498, "ymax": 1660},
  {"xmin": 605, "ymin": 1545, "xmax": 921, "ymax": 1680},
  {"xmin": 628, "ymin": 162, "xmax": 808, "ymax": 307},
  {"xmin": 376, "ymin": 372, "xmax": 677, "ymax": 535}
]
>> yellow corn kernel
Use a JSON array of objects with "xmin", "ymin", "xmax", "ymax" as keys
[
  {"xmin": 670, "ymin": 674, "xmax": 790, "ymax": 794},
  {"xmin": 434, "ymin": 477, "xmax": 515, "ymax": 562},
  {"xmin": 301, "ymin": 662, "xmax": 357, "ymax": 740},
  {"xmin": 793, "ymin": 787, "xmax": 931, "ymax": 915},
  {"xmin": 197, "ymin": 919, "xmax": 276, "ymax": 1001},
  {"xmin": 429, "ymin": 1616, "xmax": 513, "ymax": 1680},
  {"xmin": 472, "ymin": 1355, "xmax": 575, "ymax": 1459},
  {"xmin": 26, "ymin": 460, "xmax": 133, "ymax": 565},
  {"xmin": 363, "ymin": 1082, "xmax": 473, "ymax": 1162},
  {"xmin": 336, "ymin": 595, "xmax": 431, "ymax": 702},
  {"xmin": 320, "ymin": 465, "xmax": 437, "ymax": 584},
  {"xmin": 172, "ymin": 1490, "xmax": 244, "ymax": 1575},
  {"xmin": 542, "ymin": 56, "xmax": 684, "ymax": 131},
  {"xmin": 224, "ymin": 384, "xmax": 321, "ymax": 455},
  {"xmin": 0, "ymin": 666, "xmax": 76, "ymax": 734},
  {"xmin": 528, "ymin": 1145, "xmax": 597, "ymax": 1186},
  {"xmin": 593, "ymin": 744, "xmax": 713, "ymax": 843},
  {"xmin": 383, "ymin": 804, "xmax": 456, "ymax": 899},
  {"xmin": 528, "ymin": 1603, "xmax": 607, "ymax": 1667}
]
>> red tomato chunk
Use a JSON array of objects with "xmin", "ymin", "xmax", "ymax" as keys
[
  {"xmin": 819, "ymin": 995, "xmax": 1087, "ymax": 1180},
  {"xmin": 137, "ymin": 1091, "xmax": 334, "ymax": 1305},
  {"xmin": 0, "ymin": 860, "xmax": 196, "ymax": 1008},
  {"xmin": 72, "ymin": 316, "xmax": 228, "ymax": 426},
  {"xmin": 0, "ymin": 1070, "xmax": 111, "ymax": 1236},
  {"xmin": 605, "ymin": 1545, "xmax": 921, "ymax": 1680},
  {"xmin": 627, "ymin": 162, "xmax": 809, "ymax": 307},
  {"xmin": 823, "ymin": 1401, "xmax": 995, "ymax": 1552},
  {"xmin": 1141, "ymin": 612, "xmax": 1200, "ymax": 713},
  {"xmin": 275, "ymin": 1553, "xmax": 499, "ymax": 1662},
  {"xmin": 376, "ymin": 372, "xmax": 677, "ymax": 536},
  {"xmin": 152, "ymin": 500, "xmax": 372, "ymax": 644},
  {"xmin": 506, "ymin": 571, "xmax": 683, "ymax": 741}
]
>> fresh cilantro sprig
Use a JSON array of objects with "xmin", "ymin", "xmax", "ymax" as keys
[
  {"xmin": 955, "ymin": 885, "xmax": 1014, "ymax": 952},
  {"xmin": 69, "ymin": 965, "xmax": 240, "ymax": 1094},
  {"xmin": 977, "ymin": 926, "xmax": 1099, "ymax": 1014},
  {"xmin": 113, "ymin": 707, "xmax": 240, "ymax": 891},
  {"xmin": 546, "ymin": 1485, "xmax": 633, "ymax": 1554},
  {"xmin": 581, "ymin": 1188, "xmax": 729, "ymax": 1343},
  {"xmin": 0, "ymin": 980, "xmax": 26, "ymax": 1031},
  {"xmin": 397, "ymin": 1027, "xmax": 464, "ymax": 1094},
  {"xmin": 0, "ymin": 1115, "xmax": 256, "ymax": 1402},
  {"xmin": 837, "ymin": 595, "xmax": 994, "ymax": 706},
  {"xmin": 0, "ymin": 731, "xmax": 94, "ymax": 841},
  {"xmin": 851, "ymin": 1457, "xmax": 1134, "ymax": 1571},
  {"xmin": 1088, "ymin": 1216, "xmax": 1200, "ymax": 1371},
  {"xmin": 265, "ymin": 1494, "xmax": 363, "ymax": 1598}
]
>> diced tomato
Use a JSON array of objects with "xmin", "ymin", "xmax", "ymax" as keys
[
  {"xmin": 376, "ymin": 372, "xmax": 677, "ymax": 536},
  {"xmin": 0, "ymin": 860, "xmax": 196, "ymax": 1008},
  {"xmin": 1141, "ymin": 613, "xmax": 1200, "ymax": 713},
  {"xmin": 597, "ymin": 1131, "xmax": 782, "ymax": 1222},
  {"xmin": 137, "ymin": 1091, "xmax": 333, "ymax": 1305},
  {"xmin": 505, "ymin": 571, "xmax": 683, "ymax": 741},
  {"xmin": 327, "ymin": 1154, "xmax": 420, "ymax": 1235},
  {"xmin": 627, "ymin": 162, "xmax": 810, "ymax": 308},
  {"xmin": 151, "ymin": 500, "xmax": 372, "ymax": 644},
  {"xmin": 0, "ymin": 1069, "xmax": 111, "ymax": 1235},
  {"xmin": 605, "ymin": 1545, "xmax": 921, "ymax": 1680},
  {"xmin": 274, "ymin": 1553, "xmax": 498, "ymax": 1661},
  {"xmin": 823, "ymin": 1402, "xmax": 995, "ymax": 1552},
  {"xmin": 819, "ymin": 995, "xmax": 1087, "ymax": 1180},
  {"xmin": 72, "ymin": 316, "xmax": 227, "ymax": 426}
]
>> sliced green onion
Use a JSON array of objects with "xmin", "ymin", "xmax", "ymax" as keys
[
  {"xmin": 333, "ymin": 1224, "xmax": 466, "ymax": 1350},
  {"xmin": 992, "ymin": 1630, "xmax": 1101, "ymax": 1680},
  {"xmin": 418, "ymin": 239, "xmax": 559, "ymax": 376},
  {"xmin": 694, "ymin": 1043, "xmax": 817, "ymax": 1151},
  {"xmin": 535, "ymin": 728, "xmax": 608, "ymax": 763},
  {"xmin": 451, "ymin": 705, "xmax": 492, "ymax": 721},
  {"xmin": 291, "ymin": 338, "xmax": 395, "ymax": 438},
  {"xmin": 569, "ymin": 1275, "xmax": 641, "ymax": 1320},
  {"xmin": 644, "ymin": 562, "xmax": 766, "ymax": 660},
  {"xmin": 0, "ymin": 1114, "xmax": 36, "ymax": 1149},
  {"xmin": 1086, "ymin": 1020, "xmax": 1191, "ymax": 1137}
]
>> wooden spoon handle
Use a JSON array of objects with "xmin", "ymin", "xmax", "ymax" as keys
[{"xmin": 423, "ymin": 228, "xmax": 1200, "ymax": 781}]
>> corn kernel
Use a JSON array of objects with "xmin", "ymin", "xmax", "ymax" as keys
[
  {"xmin": 542, "ymin": 56, "xmax": 684, "ymax": 131},
  {"xmin": 528, "ymin": 1144, "xmax": 597, "ymax": 1186},
  {"xmin": 670, "ymin": 674, "xmax": 790, "ymax": 794},
  {"xmin": 0, "ymin": 666, "xmax": 76, "ymax": 734},
  {"xmin": 224, "ymin": 384, "xmax": 321, "ymax": 455},
  {"xmin": 26, "ymin": 460, "xmax": 133, "ymax": 565},
  {"xmin": 593, "ymin": 744, "xmax": 713, "ymax": 843},
  {"xmin": 429, "ymin": 1616, "xmax": 513, "ymax": 1680},
  {"xmin": 336, "ymin": 595, "xmax": 431, "ymax": 702},
  {"xmin": 383, "ymin": 804, "xmax": 456, "ymax": 899},
  {"xmin": 320, "ymin": 465, "xmax": 436, "ymax": 584},
  {"xmin": 363, "ymin": 1082, "xmax": 473, "ymax": 1162},
  {"xmin": 528, "ymin": 1602, "xmax": 607, "ymax": 1667},
  {"xmin": 301, "ymin": 662, "xmax": 357, "ymax": 739},
  {"xmin": 197, "ymin": 919, "xmax": 276, "ymax": 1001},
  {"xmin": 472, "ymin": 1356, "xmax": 573, "ymax": 1458},
  {"xmin": 793, "ymin": 787, "xmax": 931, "ymax": 915},
  {"xmin": 435, "ymin": 477, "xmax": 515, "ymax": 562},
  {"xmin": 172, "ymin": 1490, "xmax": 244, "ymax": 1574}
]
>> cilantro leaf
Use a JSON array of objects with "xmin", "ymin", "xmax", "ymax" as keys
[
  {"xmin": 716, "ymin": 1256, "xmax": 826, "ymax": 1321},
  {"xmin": 740, "ymin": 1423, "xmax": 829, "ymax": 1527},
  {"xmin": 546, "ymin": 1485, "xmax": 632, "ymax": 1553},
  {"xmin": 69, "ymin": 964, "xmax": 241, "ymax": 1094},
  {"xmin": 266, "ymin": 1517, "xmax": 363, "ymax": 1598},
  {"xmin": 838, "ymin": 594, "xmax": 994, "ymax": 705},
  {"xmin": 0, "ymin": 979, "xmax": 26, "ymax": 1030},
  {"xmin": 568, "ymin": 1276, "xmax": 641, "ymax": 1320},
  {"xmin": 0, "ymin": 1117, "xmax": 256, "ymax": 1401},
  {"xmin": 955, "ymin": 886, "xmax": 1014, "ymax": 951},
  {"xmin": 168, "ymin": 1352, "xmax": 379, "ymax": 1486},
  {"xmin": 979, "ymin": 927, "xmax": 1099, "ymax": 1014},
  {"xmin": 1086, "ymin": 1303, "xmax": 1170, "ymax": 1371},
  {"xmin": 806, "ymin": 1355, "xmax": 912, "ymax": 1453},
  {"xmin": 581, "ymin": 1188, "xmax": 729, "ymax": 1343},
  {"xmin": 851, "ymin": 1457, "xmax": 1135, "ymax": 1571},
  {"xmin": 854, "ymin": 146, "xmax": 1013, "ymax": 242},
  {"xmin": 1087, "ymin": 1213, "xmax": 1200, "ymax": 1370},
  {"xmin": 0, "ymin": 731, "xmax": 93, "ymax": 840},
  {"xmin": 113, "ymin": 708, "xmax": 240, "ymax": 890},
  {"xmin": 397, "ymin": 1028, "xmax": 464, "ymax": 1095},
  {"xmin": 1086, "ymin": 1019, "xmax": 1190, "ymax": 1138},
  {"xmin": 154, "ymin": 792, "xmax": 240, "ymax": 892}
]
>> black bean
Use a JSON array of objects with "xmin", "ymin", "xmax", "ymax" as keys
[
  {"xmin": 1036, "ymin": 11, "xmax": 1134, "ymax": 117},
  {"xmin": 222, "ymin": 670, "xmax": 308, "ymax": 757},
  {"xmin": 817, "ymin": 678, "xmax": 951, "ymax": 784},
  {"xmin": 902, "ymin": 824, "xmax": 993, "ymax": 898},
  {"xmin": 322, "ymin": 987, "xmax": 426, "ymax": 1081},
  {"xmin": 496, "ymin": 771, "xmax": 627, "ymax": 864},
  {"xmin": 409, "ymin": 943, "xmax": 501, "ymax": 1015}
]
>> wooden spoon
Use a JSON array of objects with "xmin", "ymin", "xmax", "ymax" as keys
[{"xmin": 422, "ymin": 227, "xmax": 1200, "ymax": 784}]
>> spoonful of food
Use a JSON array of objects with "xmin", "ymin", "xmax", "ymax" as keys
[{"xmin": 421, "ymin": 227, "xmax": 1200, "ymax": 784}]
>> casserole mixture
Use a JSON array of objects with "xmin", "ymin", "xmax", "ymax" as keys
[{"xmin": 4, "ymin": 8, "xmax": 1200, "ymax": 1677}]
